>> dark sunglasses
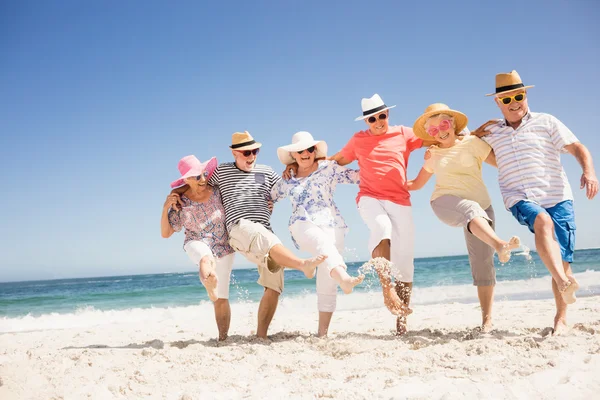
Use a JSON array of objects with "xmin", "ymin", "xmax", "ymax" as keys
[
  {"xmin": 194, "ymin": 171, "xmax": 209, "ymax": 181},
  {"xmin": 367, "ymin": 113, "xmax": 388, "ymax": 124},
  {"xmin": 236, "ymin": 148, "xmax": 260, "ymax": 157},
  {"xmin": 297, "ymin": 146, "xmax": 316, "ymax": 155}
]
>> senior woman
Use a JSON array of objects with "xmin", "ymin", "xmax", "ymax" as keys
[
  {"xmin": 271, "ymin": 131, "xmax": 364, "ymax": 337},
  {"xmin": 407, "ymin": 104, "xmax": 521, "ymax": 332},
  {"xmin": 161, "ymin": 155, "xmax": 235, "ymax": 340}
]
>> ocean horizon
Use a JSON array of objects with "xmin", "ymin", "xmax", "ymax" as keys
[{"xmin": 2, "ymin": 248, "xmax": 600, "ymax": 333}]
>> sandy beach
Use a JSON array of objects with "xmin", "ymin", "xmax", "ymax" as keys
[{"xmin": 1, "ymin": 294, "xmax": 599, "ymax": 400}]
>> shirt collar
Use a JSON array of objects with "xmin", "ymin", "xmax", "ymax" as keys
[{"xmin": 501, "ymin": 110, "xmax": 532, "ymax": 127}]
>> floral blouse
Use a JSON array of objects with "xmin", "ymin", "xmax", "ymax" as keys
[
  {"xmin": 271, "ymin": 160, "xmax": 360, "ymax": 248},
  {"xmin": 168, "ymin": 187, "xmax": 234, "ymax": 258}
]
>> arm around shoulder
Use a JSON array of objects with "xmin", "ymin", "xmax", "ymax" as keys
[{"xmin": 330, "ymin": 151, "xmax": 352, "ymax": 166}]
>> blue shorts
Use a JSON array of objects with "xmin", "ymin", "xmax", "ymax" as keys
[{"xmin": 509, "ymin": 200, "xmax": 576, "ymax": 262}]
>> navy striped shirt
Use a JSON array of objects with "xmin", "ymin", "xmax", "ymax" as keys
[{"xmin": 209, "ymin": 162, "xmax": 281, "ymax": 232}]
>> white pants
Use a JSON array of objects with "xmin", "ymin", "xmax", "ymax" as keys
[
  {"xmin": 183, "ymin": 241, "xmax": 235, "ymax": 299},
  {"xmin": 357, "ymin": 196, "xmax": 415, "ymax": 282},
  {"xmin": 289, "ymin": 221, "xmax": 346, "ymax": 313}
]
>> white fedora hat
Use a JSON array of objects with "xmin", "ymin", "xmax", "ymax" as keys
[
  {"xmin": 354, "ymin": 93, "xmax": 396, "ymax": 121},
  {"xmin": 277, "ymin": 131, "xmax": 328, "ymax": 165}
]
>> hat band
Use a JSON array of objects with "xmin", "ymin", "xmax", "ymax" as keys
[
  {"xmin": 495, "ymin": 83, "xmax": 525, "ymax": 93},
  {"xmin": 231, "ymin": 140, "xmax": 256, "ymax": 149},
  {"xmin": 362, "ymin": 104, "xmax": 387, "ymax": 116}
]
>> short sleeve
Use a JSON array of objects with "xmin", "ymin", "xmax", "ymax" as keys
[
  {"xmin": 550, "ymin": 115, "xmax": 579, "ymax": 153},
  {"xmin": 339, "ymin": 136, "xmax": 357, "ymax": 162},
  {"xmin": 208, "ymin": 164, "xmax": 221, "ymax": 187},
  {"xmin": 404, "ymin": 126, "xmax": 423, "ymax": 152},
  {"xmin": 423, "ymin": 150, "xmax": 435, "ymax": 173},
  {"xmin": 168, "ymin": 208, "xmax": 183, "ymax": 232},
  {"xmin": 267, "ymin": 167, "xmax": 282, "ymax": 190},
  {"xmin": 469, "ymin": 137, "xmax": 492, "ymax": 161},
  {"xmin": 330, "ymin": 161, "xmax": 360, "ymax": 184}
]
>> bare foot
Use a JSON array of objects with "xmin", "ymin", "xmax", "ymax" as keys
[
  {"xmin": 383, "ymin": 286, "xmax": 412, "ymax": 317},
  {"xmin": 559, "ymin": 277, "xmax": 579, "ymax": 304},
  {"xmin": 202, "ymin": 273, "xmax": 218, "ymax": 302},
  {"xmin": 497, "ymin": 236, "xmax": 521, "ymax": 263},
  {"xmin": 481, "ymin": 320, "xmax": 493, "ymax": 333},
  {"xmin": 552, "ymin": 316, "xmax": 568, "ymax": 336},
  {"xmin": 301, "ymin": 255, "xmax": 327, "ymax": 278},
  {"xmin": 339, "ymin": 274, "xmax": 365, "ymax": 294}
]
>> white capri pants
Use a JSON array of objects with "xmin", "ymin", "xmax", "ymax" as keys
[
  {"xmin": 357, "ymin": 196, "xmax": 415, "ymax": 282},
  {"xmin": 289, "ymin": 221, "xmax": 346, "ymax": 313},
  {"xmin": 183, "ymin": 240, "xmax": 235, "ymax": 299}
]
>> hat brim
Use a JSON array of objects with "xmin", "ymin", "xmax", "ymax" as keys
[
  {"xmin": 170, "ymin": 157, "xmax": 218, "ymax": 188},
  {"xmin": 277, "ymin": 140, "xmax": 328, "ymax": 165},
  {"xmin": 413, "ymin": 110, "xmax": 469, "ymax": 141},
  {"xmin": 229, "ymin": 142, "xmax": 262, "ymax": 151},
  {"xmin": 354, "ymin": 105, "xmax": 396, "ymax": 121},
  {"xmin": 485, "ymin": 85, "xmax": 534, "ymax": 97}
]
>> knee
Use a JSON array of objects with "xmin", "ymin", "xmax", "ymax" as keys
[
  {"xmin": 374, "ymin": 239, "xmax": 391, "ymax": 251},
  {"xmin": 214, "ymin": 298, "xmax": 228, "ymax": 307},
  {"xmin": 533, "ymin": 213, "xmax": 554, "ymax": 234},
  {"xmin": 264, "ymin": 287, "xmax": 280, "ymax": 298}
]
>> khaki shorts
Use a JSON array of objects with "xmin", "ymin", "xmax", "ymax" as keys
[
  {"xmin": 431, "ymin": 195, "xmax": 496, "ymax": 286},
  {"xmin": 228, "ymin": 219, "xmax": 285, "ymax": 293}
]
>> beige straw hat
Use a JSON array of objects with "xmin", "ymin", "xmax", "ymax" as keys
[
  {"xmin": 485, "ymin": 70, "xmax": 534, "ymax": 97},
  {"xmin": 413, "ymin": 103, "xmax": 468, "ymax": 141},
  {"xmin": 229, "ymin": 131, "xmax": 262, "ymax": 150}
]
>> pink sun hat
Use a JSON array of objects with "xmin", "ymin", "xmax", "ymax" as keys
[{"xmin": 170, "ymin": 155, "xmax": 218, "ymax": 188}]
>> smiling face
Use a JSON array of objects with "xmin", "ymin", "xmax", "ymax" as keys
[
  {"xmin": 183, "ymin": 172, "xmax": 209, "ymax": 194},
  {"xmin": 424, "ymin": 114, "xmax": 456, "ymax": 147},
  {"xmin": 364, "ymin": 110, "xmax": 389, "ymax": 135},
  {"xmin": 495, "ymin": 90, "xmax": 529, "ymax": 125},
  {"xmin": 232, "ymin": 148, "xmax": 259, "ymax": 172},
  {"xmin": 291, "ymin": 146, "xmax": 316, "ymax": 169}
]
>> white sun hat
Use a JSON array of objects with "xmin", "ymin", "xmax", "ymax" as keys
[
  {"xmin": 354, "ymin": 93, "xmax": 397, "ymax": 121},
  {"xmin": 277, "ymin": 131, "xmax": 328, "ymax": 165}
]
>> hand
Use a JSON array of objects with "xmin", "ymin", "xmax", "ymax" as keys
[
  {"xmin": 282, "ymin": 163, "xmax": 298, "ymax": 180},
  {"xmin": 471, "ymin": 120, "xmax": 498, "ymax": 138},
  {"xmin": 581, "ymin": 171, "xmax": 598, "ymax": 199},
  {"xmin": 267, "ymin": 199, "xmax": 274, "ymax": 214},
  {"xmin": 424, "ymin": 149, "xmax": 431, "ymax": 161},
  {"xmin": 164, "ymin": 193, "xmax": 183, "ymax": 211}
]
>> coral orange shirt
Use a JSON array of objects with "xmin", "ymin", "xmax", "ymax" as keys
[{"xmin": 340, "ymin": 125, "xmax": 422, "ymax": 206}]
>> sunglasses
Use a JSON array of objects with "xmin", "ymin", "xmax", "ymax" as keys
[
  {"xmin": 194, "ymin": 171, "xmax": 209, "ymax": 181},
  {"xmin": 236, "ymin": 148, "xmax": 260, "ymax": 157},
  {"xmin": 499, "ymin": 92, "xmax": 526, "ymax": 105},
  {"xmin": 426, "ymin": 119, "xmax": 453, "ymax": 137},
  {"xmin": 297, "ymin": 146, "xmax": 316, "ymax": 155},
  {"xmin": 367, "ymin": 113, "xmax": 388, "ymax": 124}
]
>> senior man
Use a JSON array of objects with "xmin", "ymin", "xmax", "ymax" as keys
[{"xmin": 474, "ymin": 70, "xmax": 598, "ymax": 335}]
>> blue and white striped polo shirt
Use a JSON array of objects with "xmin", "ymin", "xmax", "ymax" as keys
[{"xmin": 482, "ymin": 111, "xmax": 579, "ymax": 210}]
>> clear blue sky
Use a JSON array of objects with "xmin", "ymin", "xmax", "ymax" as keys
[{"xmin": 1, "ymin": 1, "xmax": 599, "ymax": 281}]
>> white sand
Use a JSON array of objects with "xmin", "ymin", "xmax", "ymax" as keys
[{"xmin": 1, "ymin": 295, "xmax": 599, "ymax": 400}]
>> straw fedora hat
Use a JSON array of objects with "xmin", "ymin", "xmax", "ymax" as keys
[
  {"xmin": 277, "ymin": 131, "xmax": 328, "ymax": 165},
  {"xmin": 413, "ymin": 103, "xmax": 468, "ymax": 141},
  {"xmin": 354, "ymin": 94, "xmax": 396, "ymax": 121},
  {"xmin": 170, "ymin": 155, "xmax": 218, "ymax": 188},
  {"xmin": 229, "ymin": 131, "xmax": 262, "ymax": 151},
  {"xmin": 485, "ymin": 70, "xmax": 535, "ymax": 97}
]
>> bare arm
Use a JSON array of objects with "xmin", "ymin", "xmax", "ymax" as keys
[
  {"xmin": 329, "ymin": 151, "xmax": 352, "ymax": 166},
  {"xmin": 565, "ymin": 142, "xmax": 598, "ymax": 199},
  {"xmin": 161, "ymin": 193, "xmax": 181, "ymax": 238},
  {"xmin": 407, "ymin": 168, "xmax": 433, "ymax": 191},
  {"xmin": 484, "ymin": 151, "xmax": 497, "ymax": 167}
]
